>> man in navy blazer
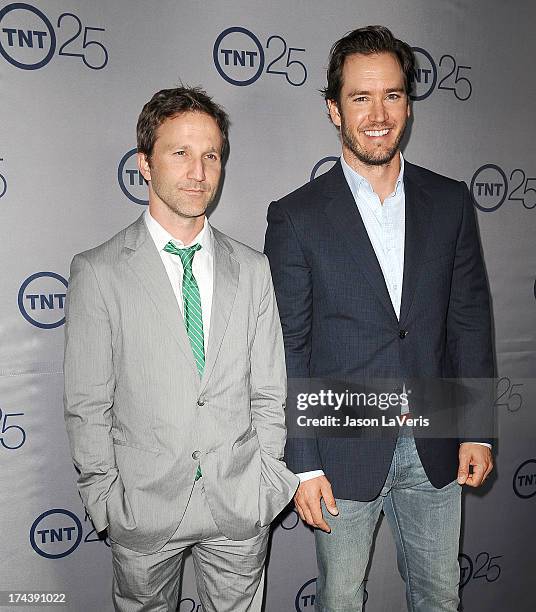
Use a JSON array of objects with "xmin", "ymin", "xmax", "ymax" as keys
[{"xmin": 265, "ymin": 26, "xmax": 494, "ymax": 611}]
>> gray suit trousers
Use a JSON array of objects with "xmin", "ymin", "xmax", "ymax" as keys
[{"xmin": 111, "ymin": 478, "xmax": 269, "ymax": 612}]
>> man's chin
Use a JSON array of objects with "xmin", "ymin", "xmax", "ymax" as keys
[{"xmin": 357, "ymin": 146, "xmax": 399, "ymax": 167}]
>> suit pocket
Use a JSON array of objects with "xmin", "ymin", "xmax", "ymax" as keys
[
  {"xmin": 233, "ymin": 426, "xmax": 258, "ymax": 449},
  {"xmin": 106, "ymin": 474, "xmax": 137, "ymax": 536},
  {"xmin": 112, "ymin": 437, "xmax": 160, "ymax": 455}
]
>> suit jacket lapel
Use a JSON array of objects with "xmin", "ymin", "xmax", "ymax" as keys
[
  {"xmin": 322, "ymin": 162, "xmax": 397, "ymax": 322},
  {"xmin": 122, "ymin": 215, "xmax": 199, "ymax": 378},
  {"xmin": 399, "ymin": 165, "xmax": 433, "ymax": 324},
  {"xmin": 200, "ymin": 228, "xmax": 239, "ymax": 390}
]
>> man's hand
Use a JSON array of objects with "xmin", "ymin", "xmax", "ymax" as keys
[
  {"xmin": 294, "ymin": 475, "xmax": 338, "ymax": 532},
  {"xmin": 457, "ymin": 443, "xmax": 493, "ymax": 487}
]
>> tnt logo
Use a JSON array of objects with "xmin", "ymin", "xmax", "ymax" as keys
[
  {"xmin": 178, "ymin": 598, "xmax": 202, "ymax": 612},
  {"xmin": 213, "ymin": 27, "xmax": 265, "ymax": 86},
  {"xmin": 0, "ymin": 157, "xmax": 6, "ymax": 199},
  {"xmin": 30, "ymin": 509, "xmax": 83, "ymax": 559},
  {"xmin": 470, "ymin": 164, "xmax": 508, "ymax": 212},
  {"xmin": 0, "ymin": 3, "xmax": 56, "ymax": 70},
  {"xmin": 410, "ymin": 48, "xmax": 437, "ymax": 100},
  {"xmin": 18, "ymin": 272, "xmax": 68, "ymax": 329},
  {"xmin": 458, "ymin": 553, "xmax": 473, "ymax": 588},
  {"xmin": 513, "ymin": 459, "xmax": 536, "ymax": 499},
  {"xmin": 279, "ymin": 508, "xmax": 300, "ymax": 530},
  {"xmin": 310, "ymin": 156, "xmax": 338, "ymax": 182},
  {"xmin": 295, "ymin": 577, "xmax": 316, "ymax": 611},
  {"xmin": 118, "ymin": 148, "xmax": 148, "ymax": 205}
]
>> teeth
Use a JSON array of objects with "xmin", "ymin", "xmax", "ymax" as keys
[{"xmin": 365, "ymin": 129, "xmax": 389, "ymax": 137}]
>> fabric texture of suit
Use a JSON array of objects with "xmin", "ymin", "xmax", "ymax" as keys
[
  {"xmin": 264, "ymin": 160, "xmax": 494, "ymax": 502},
  {"xmin": 64, "ymin": 213, "xmax": 298, "ymax": 554}
]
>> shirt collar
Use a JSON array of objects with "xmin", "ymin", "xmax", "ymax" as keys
[
  {"xmin": 340, "ymin": 152, "xmax": 405, "ymax": 200},
  {"xmin": 144, "ymin": 209, "xmax": 213, "ymax": 255}
]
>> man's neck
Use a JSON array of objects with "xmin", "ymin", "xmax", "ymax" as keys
[
  {"xmin": 342, "ymin": 148, "xmax": 401, "ymax": 204},
  {"xmin": 149, "ymin": 204, "xmax": 205, "ymax": 245}
]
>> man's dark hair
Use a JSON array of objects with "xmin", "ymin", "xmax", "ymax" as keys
[
  {"xmin": 137, "ymin": 86, "xmax": 230, "ymax": 162},
  {"xmin": 322, "ymin": 25, "xmax": 415, "ymax": 104}
]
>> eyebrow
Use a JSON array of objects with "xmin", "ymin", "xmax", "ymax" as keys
[
  {"xmin": 166, "ymin": 144, "xmax": 221, "ymax": 154},
  {"xmin": 347, "ymin": 87, "xmax": 405, "ymax": 97}
]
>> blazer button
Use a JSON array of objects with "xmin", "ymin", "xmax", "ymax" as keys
[
  {"xmin": 197, "ymin": 398, "xmax": 205, "ymax": 406},
  {"xmin": 192, "ymin": 450, "xmax": 200, "ymax": 460},
  {"xmin": 399, "ymin": 329, "xmax": 408, "ymax": 339}
]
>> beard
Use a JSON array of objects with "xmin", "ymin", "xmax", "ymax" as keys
[
  {"xmin": 340, "ymin": 114, "xmax": 406, "ymax": 167},
  {"xmin": 151, "ymin": 177, "xmax": 218, "ymax": 219}
]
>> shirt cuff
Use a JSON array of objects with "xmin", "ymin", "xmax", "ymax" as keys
[
  {"xmin": 297, "ymin": 470, "xmax": 325, "ymax": 482},
  {"xmin": 460, "ymin": 442, "xmax": 492, "ymax": 449}
]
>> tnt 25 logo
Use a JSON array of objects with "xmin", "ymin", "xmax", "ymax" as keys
[
  {"xmin": 0, "ymin": 156, "xmax": 6, "ymax": 199},
  {"xmin": 495, "ymin": 377, "xmax": 523, "ymax": 413},
  {"xmin": 18, "ymin": 272, "xmax": 68, "ymax": 328},
  {"xmin": 470, "ymin": 164, "xmax": 536, "ymax": 212},
  {"xmin": 214, "ymin": 26, "xmax": 307, "ymax": 87},
  {"xmin": 310, "ymin": 156, "xmax": 338, "ymax": 182},
  {"xmin": 0, "ymin": 408, "xmax": 25, "ymax": 450},
  {"xmin": 30, "ymin": 504, "xmax": 110, "ymax": 559},
  {"xmin": 118, "ymin": 148, "xmax": 148, "ymax": 205},
  {"xmin": 458, "ymin": 552, "xmax": 502, "ymax": 588},
  {"xmin": 178, "ymin": 598, "xmax": 202, "ymax": 612},
  {"xmin": 295, "ymin": 578, "xmax": 368, "ymax": 610},
  {"xmin": 513, "ymin": 459, "xmax": 536, "ymax": 499},
  {"xmin": 410, "ymin": 47, "xmax": 473, "ymax": 101},
  {"xmin": 0, "ymin": 2, "xmax": 108, "ymax": 71}
]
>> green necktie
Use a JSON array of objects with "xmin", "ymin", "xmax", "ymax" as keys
[
  {"xmin": 164, "ymin": 241, "xmax": 205, "ymax": 377},
  {"xmin": 164, "ymin": 241, "xmax": 204, "ymax": 481}
]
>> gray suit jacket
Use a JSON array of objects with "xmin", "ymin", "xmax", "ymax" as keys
[{"xmin": 64, "ymin": 214, "xmax": 298, "ymax": 554}]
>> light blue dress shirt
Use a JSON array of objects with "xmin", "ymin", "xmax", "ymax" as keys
[{"xmin": 340, "ymin": 153, "xmax": 405, "ymax": 320}]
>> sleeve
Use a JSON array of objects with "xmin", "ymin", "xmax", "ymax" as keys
[
  {"xmin": 63, "ymin": 253, "xmax": 117, "ymax": 531},
  {"xmin": 264, "ymin": 201, "xmax": 323, "ymax": 472},
  {"xmin": 446, "ymin": 183, "xmax": 495, "ymax": 446},
  {"xmin": 248, "ymin": 255, "xmax": 288, "ymax": 460}
]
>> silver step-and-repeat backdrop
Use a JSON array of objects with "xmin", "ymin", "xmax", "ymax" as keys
[{"xmin": 1, "ymin": 1, "xmax": 535, "ymax": 610}]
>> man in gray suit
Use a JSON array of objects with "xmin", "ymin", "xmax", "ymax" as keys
[{"xmin": 64, "ymin": 86, "xmax": 298, "ymax": 611}]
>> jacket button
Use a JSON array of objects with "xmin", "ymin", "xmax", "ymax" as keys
[
  {"xmin": 197, "ymin": 398, "xmax": 205, "ymax": 406},
  {"xmin": 192, "ymin": 451, "xmax": 200, "ymax": 460},
  {"xmin": 399, "ymin": 329, "xmax": 408, "ymax": 339}
]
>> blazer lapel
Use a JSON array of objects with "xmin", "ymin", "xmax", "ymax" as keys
[
  {"xmin": 122, "ymin": 215, "xmax": 199, "ymax": 378},
  {"xmin": 200, "ymin": 228, "xmax": 239, "ymax": 390},
  {"xmin": 399, "ymin": 165, "xmax": 433, "ymax": 324},
  {"xmin": 322, "ymin": 162, "xmax": 397, "ymax": 321}
]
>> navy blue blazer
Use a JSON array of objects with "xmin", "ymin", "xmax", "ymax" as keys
[{"xmin": 264, "ymin": 160, "xmax": 494, "ymax": 501}]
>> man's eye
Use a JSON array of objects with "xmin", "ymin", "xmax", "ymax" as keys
[
  {"xmin": 387, "ymin": 94, "xmax": 400, "ymax": 100},
  {"xmin": 354, "ymin": 97, "xmax": 367, "ymax": 103},
  {"xmin": 175, "ymin": 150, "xmax": 185, "ymax": 156},
  {"xmin": 206, "ymin": 153, "xmax": 219, "ymax": 160}
]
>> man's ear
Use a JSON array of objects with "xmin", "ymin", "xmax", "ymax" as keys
[
  {"xmin": 137, "ymin": 152, "xmax": 151, "ymax": 182},
  {"xmin": 327, "ymin": 99, "xmax": 342, "ymax": 128}
]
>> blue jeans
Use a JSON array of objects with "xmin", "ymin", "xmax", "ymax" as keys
[{"xmin": 315, "ymin": 430, "xmax": 461, "ymax": 611}]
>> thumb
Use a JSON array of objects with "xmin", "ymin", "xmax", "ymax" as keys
[
  {"xmin": 322, "ymin": 483, "xmax": 339, "ymax": 516},
  {"xmin": 457, "ymin": 453, "xmax": 470, "ymax": 485}
]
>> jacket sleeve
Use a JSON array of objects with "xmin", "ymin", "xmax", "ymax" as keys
[
  {"xmin": 446, "ymin": 183, "xmax": 495, "ymax": 445},
  {"xmin": 63, "ymin": 253, "xmax": 118, "ymax": 531},
  {"xmin": 264, "ymin": 201, "xmax": 322, "ymax": 473}
]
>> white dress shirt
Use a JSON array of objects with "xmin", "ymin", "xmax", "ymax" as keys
[{"xmin": 144, "ymin": 209, "xmax": 213, "ymax": 353}]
